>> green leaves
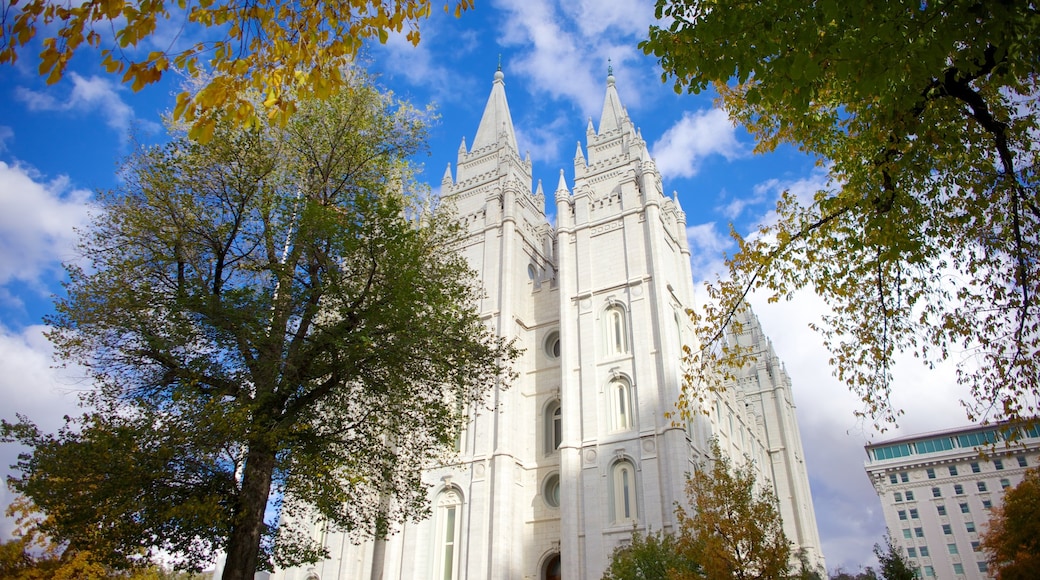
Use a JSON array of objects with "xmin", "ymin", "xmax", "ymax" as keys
[{"xmin": 647, "ymin": 0, "xmax": 1040, "ymax": 429}]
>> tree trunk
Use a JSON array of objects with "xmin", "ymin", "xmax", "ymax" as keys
[{"xmin": 222, "ymin": 440, "xmax": 277, "ymax": 580}]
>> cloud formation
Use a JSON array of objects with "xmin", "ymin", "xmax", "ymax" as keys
[
  {"xmin": 14, "ymin": 73, "xmax": 158, "ymax": 136},
  {"xmin": 0, "ymin": 162, "xmax": 92, "ymax": 307},
  {"xmin": 652, "ymin": 109, "xmax": 744, "ymax": 179}
]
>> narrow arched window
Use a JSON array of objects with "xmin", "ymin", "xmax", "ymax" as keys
[
  {"xmin": 611, "ymin": 460, "xmax": 638, "ymax": 523},
  {"xmin": 434, "ymin": 489, "xmax": 463, "ymax": 580},
  {"xmin": 605, "ymin": 304, "xmax": 628, "ymax": 355},
  {"xmin": 608, "ymin": 379, "xmax": 634, "ymax": 432},
  {"xmin": 545, "ymin": 401, "xmax": 562, "ymax": 454}
]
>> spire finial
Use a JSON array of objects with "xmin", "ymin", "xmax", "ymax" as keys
[
  {"xmin": 494, "ymin": 56, "xmax": 504, "ymax": 82},
  {"xmin": 497, "ymin": 54, "xmax": 502, "ymax": 72},
  {"xmin": 607, "ymin": 58, "xmax": 613, "ymax": 77}
]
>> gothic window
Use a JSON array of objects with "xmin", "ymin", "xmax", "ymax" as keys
[
  {"xmin": 543, "ymin": 554, "xmax": 561, "ymax": 580},
  {"xmin": 433, "ymin": 489, "xmax": 463, "ymax": 580},
  {"xmin": 607, "ymin": 378, "xmax": 634, "ymax": 432},
  {"xmin": 605, "ymin": 304, "xmax": 629, "ymax": 355},
  {"xmin": 545, "ymin": 401, "xmax": 562, "ymax": 454},
  {"xmin": 611, "ymin": 460, "xmax": 638, "ymax": 523}
]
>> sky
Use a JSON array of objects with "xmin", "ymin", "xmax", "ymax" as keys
[{"xmin": 0, "ymin": 0, "xmax": 981, "ymax": 573}]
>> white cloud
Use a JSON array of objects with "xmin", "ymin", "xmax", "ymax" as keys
[
  {"xmin": 652, "ymin": 108, "xmax": 744, "ymax": 179},
  {"xmin": 14, "ymin": 73, "xmax": 158, "ymax": 136},
  {"xmin": 686, "ymin": 222, "xmax": 732, "ymax": 283},
  {"xmin": 0, "ymin": 162, "xmax": 92, "ymax": 307},
  {"xmin": 0, "ymin": 323, "xmax": 86, "ymax": 539}
]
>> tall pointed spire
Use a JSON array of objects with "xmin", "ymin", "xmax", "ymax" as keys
[
  {"xmin": 598, "ymin": 61, "xmax": 628, "ymax": 134},
  {"xmin": 472, "ymin": 67, "xmax": 520, "ymax": 152}
]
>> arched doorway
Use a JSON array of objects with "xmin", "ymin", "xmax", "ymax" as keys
[{"xmin": 543, "ymin": 554, "xmax": 561, "ymax": 580}]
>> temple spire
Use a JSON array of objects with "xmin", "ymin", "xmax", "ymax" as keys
[
  {"xmin": 471, "ymin": 68, "xmax": 519, "ymax": 153},
  {"xmin": 598, "ymin": 65, "xmax": 628, "ymax": 134}
]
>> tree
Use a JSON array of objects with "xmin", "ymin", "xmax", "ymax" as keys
[
  {"xmin": 642, "ymin": 1, "xmax": 1040, "ymax": 428},
  {"xmin": 601, "ymin": 528, "xmax": 702, "ymax": 580},
  {"xmin": 2, "ymin": 74, "xmax": 515, "ymax": 580},
  {"xmin": 675, "ymin": 442, "xmax": 790, "ymax": 580},
  {"xmin": 982, "ymin": 468, "xmax": 1040, "ymax": 579},
  {"xmin": 0, "ymin": 0, "xmax": 473, "ymax": 141},
  {"xmin": 872, "ymin": 533, "xmax": 916, "ymax": 580}
]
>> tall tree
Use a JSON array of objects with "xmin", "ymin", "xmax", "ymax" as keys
[
  {"xmin": 642, "ymin": 1, "xmax": 1040, "ymax": 427},
  {"xmin": 675, "ymin": 442, "xmax": 790, "ymax": 580},
  {"xmin": 981, "ymin": 468, "xmax": 1040, "ymax": 579},
  {"xmin": 2, "ymin": 75, "xmax": 515, "ymax": 579},
  {"xmin": 0, "ymin": 0, "xmax": 474, "ymax": 140}
]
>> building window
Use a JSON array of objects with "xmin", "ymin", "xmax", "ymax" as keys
[
  {"xmin": 434, "ymin": 489, "xmax": 463, "ymax": 580},
  {"xmin": 915, "ymin": 527, "xmax": 924, "ymax": 538},
  {"xmin": 994, "ymin": 458, "xmax": 1004, "ymax": 470},
  {"xmin": 977, "ymin": 481, "xmax": 987, "ymax": 492},
  {"xmin": 960, "ymin": 503, "xmax": 970, "ymax": 514},
  {"xmin": 949, "ymin": 465, "xmax": 958, "ymax": 476},
  {"xmin": 910, "ymin": 508, "xmax": 919, "ymax": 519},
  {"xmin": 927, "ymin": 468, "xmax": 936, "ymax": 479},
  {"xmin": 544, "ymin": 330, "xmax": 561, "ymax": 360},
  {"xmin": 903, "ymin": 528, "xmax": 912, "ymax": 539},
  {"xmin": 932, "ymin": 487, "xmax": 942, "ymax": 498},
  {"xmin": 1017, "ymin": 455, "xmax": 1027, "ymax": 467},
  {"xmin": 983, "ymin": 499, "xmax": 992, "ymax": 509},
  {"xmin": 543, "ymin": 474, "xmax": 561, "ymax": 508},
  {"xmin": 895, "ymin": 492, "xmax": 903, "ymax": 502},
  {"xmin": 906, "ymin": 491, "xmax": 915, "ymax": 501},
  {"xmin": 907, "ymin": 547, "xmax": 917, "ymax": 558},
  {"xmin": 612, "ymin": 460, "xmax": 638, "ymax": 523},
  {"xmin": 1001, "ymin": 478, "xmax": 1011, "ymax": 489},
  {"xmin": 937, "ymin": 505, "xmax": 947, "ymax": 516},
  {"xmin": 607, "ymin": 378, "xmax": 634, "ymax": 432},
  {"xmin": 953, "ymin": 563, "xmax": 964, "ymax": 575},
  {"xmin": 978, "ymin": 562, "xmax": 988, "ymax": 572},
  {"xmin": 942, "ymin": 524, "xmax": 952, "ymax": 535},
  {"xmin": 948, "ymin": 543, "xmax": 959, "ymax": 555},
  {"xmin": 898, "ymin": 510, "xmax": 907, "ymax": 520},
  {"xmin": 901, "ymin": 472, "xmax": 910, "ymax": 483},
  {"xmin": 920, "ymin": 546, "xmax": 930, "ymax": 557},
  {"xmin": 890, "ymin": 474, "xmax": 898, "ymax": 485},
  {"xmin": 543, "ymin": 554, "xmax": 561, "ymax": 580},
  {"xmin": 605, "ymin": 304, "xmax": 629, "ymax": 355},
  {"xmin": 924, "ymin": 566, "xmax": 935, "ymax": 577},
  {"xmin": 954, "ymin": 484, "xmax": 964, "ymax": 495},
  {"xmin": 971, "ymin": 541, "xmax": 981, "ymax": 552},
  {"xmin": 545, "ymin": 401, "xmax": 562, "ymax": 454},
  {"xmin": 970, "ymin": 462, "xmax": 980, "ymax": 473},
  {"xmin": 966, "ymin": 521, "xmax": 976, "ymax": 533}
]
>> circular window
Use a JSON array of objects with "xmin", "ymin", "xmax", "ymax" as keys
[
  {"xmin": 544, "ymin": 473, "xmax": 561, "ymax": 508},
  {"xmin": 544, "ymin": 330, "xmax": 561, "ymax": 359}
]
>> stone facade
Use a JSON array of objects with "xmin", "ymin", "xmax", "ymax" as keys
[{"xmin": 270, "ymin": 69, "xmax": 824, "ymax": 580}]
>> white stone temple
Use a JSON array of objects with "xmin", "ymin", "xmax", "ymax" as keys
[{"xmin": 271, "ymin": 68, "xmax": 825, "ymax": 580}]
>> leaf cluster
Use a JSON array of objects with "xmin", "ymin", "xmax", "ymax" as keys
[
  {"xmin": 644, "ymin": 1, "xmax": 1040, "ymax": 428},
  {"xmin": 0, "ymin": 0, "xmax": 474, "ymax": 140},
  {"xmin": 981, "ymin": 467, "xmax": 1040, "ymax": 579}
]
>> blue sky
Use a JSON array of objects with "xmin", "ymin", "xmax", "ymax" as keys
[{"xmin": 0, "ymin": 0, "xmax": 978, "ymax": 572}]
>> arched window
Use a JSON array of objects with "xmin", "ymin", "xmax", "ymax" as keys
[
  {"xmin": 543, "ymin": 554, "xmax": 562, "ymax": 580},
  {"xmin": 611, "ymin": 460, "xmax": 638, "ymax": 524},
  {"xmin": 605, "ymin": 304, "xmax": 629, "ymax": 355},
  {"xmin": 544, "ymin": 330, "xmax": 561, "ymax": 360},
  {"xmin": 545, "ymin": 401, "xmax": 562, "ymax": 454},
  {"xmin": 607, "ymin": 379, "xmax": 634, "ymax": 432},
  {"xmin": 433, "ymin": 489, "xmax": 463, "ymax": 580}
]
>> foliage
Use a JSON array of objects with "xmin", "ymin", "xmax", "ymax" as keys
[
  {"xmin": 872, "ymin": 533, "xmax": 916, "ymax": 580},
  {"xmin": 675, "ymin": 441, "xmax": 790, "ymax": 580},
  {"xmin": 829, "ymin": 569, "xmax": 877, "ymax": 580},
  {"xmin": 643, "ymin": 0, "xmax": 1040, "ymax": 428},
  {"xmin": 0, "ymin": 0, "xmax": 473, "ymax": 141},
  {"xmin": 2, "ymin": 74, "xmax": 515, "ymax": 580},
  {"xmin": 982, "ymin": 468, "xmax": 1040, "ymax": 579},
  {"xmin": 601, "ymin": 528, "xmax": 701, "ymax": 580}
]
